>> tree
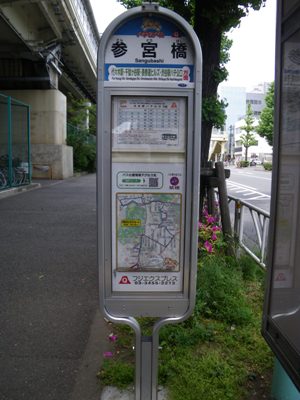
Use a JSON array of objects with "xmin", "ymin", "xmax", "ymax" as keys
[
  {"xmin": 257, "ymin": 82, "xmax": 274, "ymax": 146},
  {"xmin": 117, "ymin": 0, "xmax": 266, "ymax": 165},
  {"xmin": 67, "ymin": 95, "xmax": 97, "ymax": 172},
  {"xmin": 67, "ymin": 94, "xmax": 96, "ymax": 135},
  {"xmin": 240, "ymin": 103, "xmax": 258, "ymax": 162}
]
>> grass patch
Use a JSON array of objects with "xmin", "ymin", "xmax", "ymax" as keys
[
  {"xmin": 98, "ymin": 254, "xmax": 273, "ymax": 399},
  {"xmin": 97, "ymin": 359, "xmax": 134, "ymax": 389}
]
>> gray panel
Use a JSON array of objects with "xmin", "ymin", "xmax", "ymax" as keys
[{"xmin": 262, "ymin": 0, "xmax": 300, "ymax": 391}]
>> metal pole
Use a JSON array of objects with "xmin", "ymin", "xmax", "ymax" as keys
[
  {"xmin": 27, "ymin": 105, "xmax": 31, "ymax": 183},
  {"xmin": 7, "ymin": 96, "xmax": 13, "ymax": 187},
  {"xmin": 140, "ymin": 336, "xmax": 154, "ymax": 400}
]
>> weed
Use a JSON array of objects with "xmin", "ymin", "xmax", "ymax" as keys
[
  {"xmin": 196, "ymin": 255, "xmax": 253, "ymax": 325},
  {"xmin": 165, "ymin": 350, "xmax": 246, "ymax": 400},
  {"xmin": 98, "ymin": 359, "xmax": 134, "ymax": 389}
]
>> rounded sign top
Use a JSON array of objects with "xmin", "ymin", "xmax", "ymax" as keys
[{"xmin": 103, "ymin": 13, "xmax": 195, "ymax": 86}]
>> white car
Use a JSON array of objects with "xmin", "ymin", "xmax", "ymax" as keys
[{"xmin": 250, "ymin": 159, "xmax": 262, "ymax": 166}]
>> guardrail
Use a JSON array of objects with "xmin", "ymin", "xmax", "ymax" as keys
[{"xmin": 227, "ymin": 193, "xmax": 270, "ymax": 269}]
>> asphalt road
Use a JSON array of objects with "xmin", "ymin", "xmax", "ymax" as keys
[
  {"xmin": 0, "ymin": 174, "xmax": 108, "ymax": 400},
  {"xmin": 227, "ymin": 166, "xmax": 272, "ymax": 212}
]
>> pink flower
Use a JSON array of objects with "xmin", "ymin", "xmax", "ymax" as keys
[
  {"xmin": 204, "ymin": 241, "xmax": 213, "ymax": 253},
  {"xmin": 103, "ymin": 351, "xmax": 113, "ymax": 358},
  {"xmin": 108, "ymin": 333, "xmax": 118, "ymax": 342},
  {"xmin": 212, "ymin": 225, "xmax": 221, "ymax": 232},
  {"xmin": 206, "ymin": 215, "xmax": 215, "ymax": 224},
  {"xmin": 212, "ymin": 233, "xmax": 217, "ymax": 241}
]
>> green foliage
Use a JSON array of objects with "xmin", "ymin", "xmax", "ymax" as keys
[
  {"xmin": 237, "ymin": 160, "xmax": 250, "ymax": 168},
  {"xmin": 66, "ymin": 126, "xmax": 96, "ymax": 172},
  {"xmin": 67, "ymin": 95, "xmax": 96, "ymax": 135},
  {"xmin": 257, "ymin": 82, "xmax": 274, "ymax": 146},
  {"xmin": 196, "ymin": 255, "xmax": 253, "ymax": 325},
  {"xmin": 202, "ymin": 96, "xmax": 227, "ymax": 129},
  {"xmin": 98, "ymin": 359, "xmax": 134, "ymax": 389},
  {"xmin": 238, "ymin": 254, "xmax": 265, "ymax": 282},
  {"xmin": 240, "ymin": 103, "xmax": 258, "ymax": 161},
  {"xmin": 263, "ymin": 162, "xmax": 273, "ymax": 171},
  {"xmin": 163, "ymin": 350, "xmax": 244, "ymax": 400},
  {"xmin": 212, "ymin": 34, "xmax": 233, "ymax": 85},
  {"xmin": 67, "ymin": 94, "xmax": 96, "ymax": 171}
]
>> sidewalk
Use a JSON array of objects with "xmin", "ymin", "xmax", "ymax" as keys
[
  {"xmin": 0, "ymin": 176, "xmax": 171, "ymax": 400},
  {"xmin": 0, "ymin": 174, "xmax": 109, "ymax": 400}
]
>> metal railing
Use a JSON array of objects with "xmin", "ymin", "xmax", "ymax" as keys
[
  {"xmin": 0, "ymin": 93, "xmax": 31, "ymax": 191},
  {"xmin": 68, "ymin": 0, "xmax": 99, "ymax": 60},
  {"xmin": 227, "ymin": 193, "xmax": 270, "ymax": 268}
]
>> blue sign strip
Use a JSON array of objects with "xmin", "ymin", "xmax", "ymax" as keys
[{"xmin": 104, "ymin": 63, "xmax": 194, "ymax": 82}]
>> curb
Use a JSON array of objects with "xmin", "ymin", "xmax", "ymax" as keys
[
  {"xmin": 0, "ymin": 182, "xmax": 41, "ymax": 200},
  {"xmin": 101, "ymin": 386, "xmax": 169, "ymax": 400}
]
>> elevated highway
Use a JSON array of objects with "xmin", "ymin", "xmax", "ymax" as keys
[{"xmin": 0, "ymin": 0, "xmax": 99, "ymax": 178}]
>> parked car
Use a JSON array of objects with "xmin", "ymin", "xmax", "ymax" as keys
[{"xmin": 250, "ymin": 158, "xmax": 262, "ymax": 166}]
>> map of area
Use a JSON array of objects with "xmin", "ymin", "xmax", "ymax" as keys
[{"xmin": 116, "ymin": 193, "xmax": 182, "ymax": 272}]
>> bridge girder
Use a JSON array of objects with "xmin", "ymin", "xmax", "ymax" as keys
[{"xmin": 0, "ymin": 0, "xmax": 99, "ymax": 102}]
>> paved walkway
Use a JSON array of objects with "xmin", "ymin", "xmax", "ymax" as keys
[{"xmin": 0, "ymin": 174, "xmax": 109, "ymax": 400}]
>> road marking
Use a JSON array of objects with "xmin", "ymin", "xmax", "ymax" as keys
[
  {"xmin": 231, "ymin": 171, "xmax": 272, "ymax": 181},
  {"xmin": 227, "ymin": 181, "xmax": 271, "ymax": 200},
  {"xmin": 247, "ymin": 195, "xmax": 269, "ymax": 200},
  {"xmin": 235, "ymin": 189, "xmax": 254, "ymax": 194},
  {"xmin": 228, "ymin": 181, "xmax": 258, "ymax": 191}
]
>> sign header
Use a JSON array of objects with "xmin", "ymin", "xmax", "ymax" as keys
[{"xmin": 104, "ymin": 16, "xmax": 195, "ymax": 85}]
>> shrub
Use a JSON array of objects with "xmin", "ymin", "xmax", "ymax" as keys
[
  {"xmin": 263, "ymin": 162, "xmax": 272, "ymax": 171},
  {"xmin": 237, "ymin": 160, "xmax": 250, "ymax": 168},
  {"xmin": 67, "ymin": 129, "xmax": 96, "ymax": 172}
]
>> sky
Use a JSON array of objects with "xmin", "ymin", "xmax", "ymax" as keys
[{"xmin": 90, "ymin": 0, "xmax": 277, "ymax": 90}]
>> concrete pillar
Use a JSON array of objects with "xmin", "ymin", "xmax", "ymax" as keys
[{"xmin": 2, "ymin": 89, "xmax": 73, "ymax": 179}]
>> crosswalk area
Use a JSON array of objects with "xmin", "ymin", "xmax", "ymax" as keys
[{"xmin": 226, "ymin": 181, "xmax": 271, "ymax": 201}]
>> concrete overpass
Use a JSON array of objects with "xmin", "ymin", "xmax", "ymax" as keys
[{"xmin": 0, "ymin": 0, "xmax": 99, "ymax": 178}]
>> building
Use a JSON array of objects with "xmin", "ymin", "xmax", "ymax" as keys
[
  {"xmin": 218, "ymin": 83, "xmax": 273, "ymax": 162},
  {"xmin": 209, "ymin": 127, "xmax": 227, "ymax": 162},
  {"xmin": 246, "ymin": 83, "xmax": 271, "ymax": 117},
  {"xmin": 234, "ymin": 117, "xmax": 273, "ymax": 163}
]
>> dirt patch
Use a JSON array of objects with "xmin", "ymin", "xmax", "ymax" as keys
[{"xmin": 246, "ymin": 369, "xmax": 273, "ymax": 400}]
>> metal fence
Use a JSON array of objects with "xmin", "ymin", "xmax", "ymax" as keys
[
  {"xmin": 227, "ymin": 193, "xmax": 270, "ymax": 268},
  {"xmin": 0, "ymin": 93, "xmax": 31, "ymax": 191}
]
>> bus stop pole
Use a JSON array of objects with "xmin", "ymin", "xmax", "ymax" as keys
[{"xmin": 139, "ymin": 336, "xmax": 155, "ymax": 400}]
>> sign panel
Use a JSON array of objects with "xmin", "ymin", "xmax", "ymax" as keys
[
  {"xmin": 111, "ymin": 162, "xmax": 185, "ymax": 292},
  {"xmin": 104, "ymin": 16, "xmax": 194, "ymax": 85},
  {"xmin": 112, "ymin": 97, "xmax": 186, "ymax": 151}
]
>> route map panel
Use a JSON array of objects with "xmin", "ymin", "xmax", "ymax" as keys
[
  {"xmin": 111, "ymin": 162, "xmax": 185, "ymax": 292},
  {"xmin": 116, "ymin": 193, "xmax": 181, "ymax": 272}
]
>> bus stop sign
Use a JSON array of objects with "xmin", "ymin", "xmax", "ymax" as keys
[{"xmin": 97, "ymin": 3, "xmax": 202, "ymax": 318}]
